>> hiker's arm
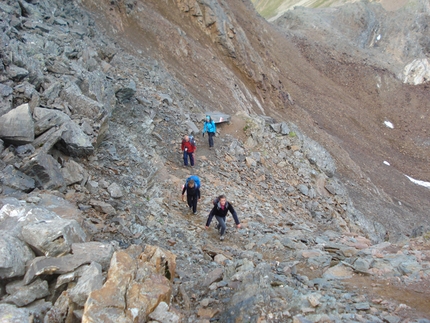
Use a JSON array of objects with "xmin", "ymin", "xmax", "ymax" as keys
[
  {"xmin": 229, "ymin": 205, "xmax": 240, "ymax": 227},
  {"xmin": 197, "ymin": 188, "xmax": 201, "ymax": 199},
  {"xmin": 205, "ymin": 207, "xmax": 216, "ymax": 228}
]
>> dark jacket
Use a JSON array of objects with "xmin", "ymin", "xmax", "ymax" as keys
[
  {"xmin": 182, "ymin": 185, "xmax": 200, "ymax": 198},
  {"xmin": 206, "ymin": 201, "xmax": 239, "ymax": 226}
]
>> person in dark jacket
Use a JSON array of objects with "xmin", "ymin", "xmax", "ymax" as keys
[
  {"xmin": 182, "ymin": 179, "xmax": 200, "ymax": 214},
  {"xmin": 181, "ymin": 135, "xmax": 196, "ymax": 167},
  {"xmin": 205, "ymin": 194, "xmax": 241, "ymax": 241},
  {"xmin": 202, "ymin": 115, "xmax": 216, "ymax": 149}
]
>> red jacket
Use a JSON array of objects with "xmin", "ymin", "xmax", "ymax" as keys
[{"xmin": 181, "ymin": 140, "xmax": 196, "ymax": 153}]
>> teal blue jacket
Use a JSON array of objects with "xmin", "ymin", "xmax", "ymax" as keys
[{"xmin": 203, "ymin": 120, "xmax": 216, "ymax": 134}]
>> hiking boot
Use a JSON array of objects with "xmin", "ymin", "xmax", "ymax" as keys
[
  {"xmin": 219, "ymin": 235, "xmax": 225, "ymax": 241},
  {"xmin": 193, "ymin": 211, "xmax": 197, "ymax": 215},
  {"xmin": 216, "ymin": 224, "xmax": 221, "ymax": 232}
]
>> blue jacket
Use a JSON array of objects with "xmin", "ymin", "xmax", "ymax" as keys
[{"xmin": 203, "ymin": 120, "xmax": 216, "ymax": 134}]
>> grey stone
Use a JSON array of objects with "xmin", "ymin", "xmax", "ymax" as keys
[
  {"xmin": 206, "ymin": 111, "xmax": 231, "ymax": 123},
  {"xmin": 297, "ymin": 184, "xmax": 309, "ymax": 196},
  {"xmin": 0, "ymin": 165, "xmax": 35, "ymax": 193},
  {"xmin": 280, "ymin": 122, "xmax": 290, "ymax": 135},
  {"xmin": 148, "ymin": 301, "xmax": 181, "ymax": 323},
  {"xmin": 56, "ymin": 120, "xmax": 94, "ymax": 157},
  {"xmin": 354, "ymin": 302, "xmax": 370, "ymax": 310},
  {"xmin": 71, "ymin": 242, "xmax": 114, "ymax": 271},
  {"xmin": 15, "ymin": 144, "xmax": 35, "ymax": 157},
  {"xmin": 115, "ymin": 79, "xmax": 136, "ymax": 103},
  {"xmin": 353, "ymin": 258, "xmax": 370, "ymax": 272},
  {"xmin": 33, "ymin": 107, "xmax": 71, "ymax": 136},
  {"xmin": 0, "ymin": 304, "xmax": 30, "ymax": 322},
  {"xmin": 383, "ymin": 315, "xmax": 401, "ymax": 323},
  {"xmin": 20, "ymin": 152, "xmax": 65, "ymax": 190},
  {"xmin": 0, "ymin": 231, "xmax": 35, "ymax": 279},
  {"xmin": 89, "ymin": 199, "xmax": 116, "ymax": 216},
  {"xmin": 7, "ymin": 65, "xmax": 29, "ymax": 81},
  {"xmin": 0, "ymin": 83, "xmax": 13, "ymax": 117},
  {"xmin": 107, "ymin": 182, "xmax": 123, "ymax": 198},
  {"xmin": 22, "ymin": 218, "xmax": 86, "ymax": 257},
  {"xmin": 61, "ymin": 160, "xmax": 87, "ymax": 186},
  {"xmin": 69, "ymin": 262, "xmax": 103, "ymax": 307},
  {"xmin": 203, "ymin": 267, "xmax": 224, "ymax": 287},
  {"xmin": 0, "ymin": 103, "xmax": 34, "ymax": 145},
  {"xmin": 3, "ymin": 278, "xmax": 49, "ymax": 307}
]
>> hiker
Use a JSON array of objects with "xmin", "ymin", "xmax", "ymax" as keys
[
  {"xmin": 181, "ymin": 177, "xmax": 200, "ymax": 215},
  {"xmin": 202, "ymin": 115, "xmax": 216, "ymax": 149},
  {"xmin": 205, "ymin": 194, "xmax": 241, "ymax": 241},
  {"xmin": 181, "ymin": 135, "xmax": 196, "ymax": 167}
]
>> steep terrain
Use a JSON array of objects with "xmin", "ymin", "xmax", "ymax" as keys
[{"xmin": 0, "ymin": 0, "xmax": 429, "ymax": 322}]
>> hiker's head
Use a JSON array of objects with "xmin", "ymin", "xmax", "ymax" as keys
[
  {"xmin": 184, "ymin": 135, "xmax": 189, "ymax": 141},
  {"xmin": 188, "ymin": 179, "xmax": 195, "ymax": 188},
  {"xmin": 206, "ymin": 115, "xmax": 211, "ymax": 121},
  {"xmin": 218, "ymin": 194, "xmax": 226, "ymax": 206}
]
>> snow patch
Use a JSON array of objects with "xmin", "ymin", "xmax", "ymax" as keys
[
  {"xmin": 376, "ymin": 34, "xmax": 381, "ymax": 41},
  {"xmin": 383, "ymin": 161, "xmax": 390, "ymax": 166},
  {"xmin": 405, "ymin": 175, "xmax": 430, "ymax": 189},
  {"xmin": 384, "ymin": 121, "xmax": 394, "ymax": 129}
]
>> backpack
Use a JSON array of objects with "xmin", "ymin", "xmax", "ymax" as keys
[
  {"xmin": 189, "ymin": 135, "xmax": 196, "ymax": 148},
  {"xmin": 185, "ymin": 175, "xmax": 200, "ymax": 189}
]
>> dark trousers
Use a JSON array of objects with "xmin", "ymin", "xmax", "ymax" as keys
[
  {"xmin": 187, "ymin": 194, "xmax": 198, "ymax": 213},
  {"xmin": 208, "ymin": 132, "xmax": 215, "ymax": 147},
  {"xmin": 183, "ymin": 151, "xmax": 194, "ymax": 166},
  {"xmin": 215, "ymin": 215, "xmax": 227, "ymax": 235}
]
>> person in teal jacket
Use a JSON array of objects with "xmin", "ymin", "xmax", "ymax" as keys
[{"xmin": 202, "ymin": 115, "xmax": 216, "ymax": 149}]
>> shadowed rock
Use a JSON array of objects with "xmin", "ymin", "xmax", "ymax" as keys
[
  {"xmin": 0, "ymin": 231, "xmax": 35, "ymax": 279},
  {"xmin": 0, "ymin": 103, "xmax": 34, "ymax": 145}
]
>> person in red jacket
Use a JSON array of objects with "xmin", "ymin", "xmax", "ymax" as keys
[{"xmin": 181, "ymin": 135, "xmax": 196, "ymax": 167}]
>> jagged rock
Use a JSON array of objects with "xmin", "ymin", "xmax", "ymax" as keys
[
  {"xmin": 7, "ymin": 64, "xmax": 29, "ymax": 81},
  {"xmin": 107, "ymin": 182, "xmax": 123, "ymax": 198},
  {"xmin": 0, "ymin": 304, "xmax": 30, "ymax": 322},
  {"xmin": 33, "ymin": 107, "xmax": 71, "ymax": 136},
  {"xmin": 0, "ymin": 103, "xmax": 34, "ymax": 144},
  {"xmin": 69, "ymin": 262, "xmax": 103, "ymax": 307},
  {"xmin": 89, "ymin": 199, "xmax": 116, "ymax": 215},
  {"xmin": 71, "ymin": 242, "xmax": 115, "ymax": 271},
  {"xmin": 61, "ymin": 160, "xmax": 87, "ymax": 186},
  {"xmin": 20, "ymin": 152, "xmax": 65, "ymax": 190},
  {"xmin": 83, "ymin": 245, "xmax": 176, "ymax": 323},
  {"xmin": 56, "ymin": 120, "xmax": 94, "ymax": 157},
  {"xmin": 149, "ymin": 301, "xmax": 182, "ymax": 323},
  {"xmin": 202, "ymin": 268, "xmax": 224, "ymax": 287},
  {"xmin": 0, "ymin": 165, "xmax": 35, "ymax": 193},
  {"xmin": 0, "ymin": 231, "xmax": 35, "ymax": 279},
  {"xmin": 44, "ymin": 291, "xmax": 72, "ymax": 323},
  {"xmin": 115, "ymin": 79, "xmax": 136, "ymax": 103},
  {"xmin": 206, "ymin": 111, "xmax": 231, "ymax": 123},
  {"xmin": 22, "ymin": 218, "xmax": 86, "ymax": 257},
  {"xmin": 15, "ymin": 143, "xmax": 36, "ymax": 157},
  {"xmin": 0, "ymin": 83, "xmax": 13, "ymax": 117},
  {"xmin": 3, "ymin": 278, "xmax": 50, "ymax": 307}
]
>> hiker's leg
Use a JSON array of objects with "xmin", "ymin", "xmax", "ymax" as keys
[
  {"xmin": 215, "ymin": 215, "xmax": 226, "ymax": 235},
  {"xmin": 191, "ymin": 196, "xmax": 197, "ymax": 213},
  {"xmin": 186, "ymin": 194, "xmax": 192, "ymax": 208},
  {"xmin": 183, "ymin": 151, "xmax": 188, "ymax": 166},
  {"xmin": 210, "ymin": 132, "xmax": 215, "ymax": 147},
  {"xmin": 189, "ymin": 152, "xmax": 194, "ymax": 166}
]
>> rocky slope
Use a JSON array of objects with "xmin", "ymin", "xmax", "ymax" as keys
[{"xmin": 0, "ymin": 0, "xmax": 429, "ymax": 322}]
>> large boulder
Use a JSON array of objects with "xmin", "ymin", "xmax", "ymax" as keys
[
  {"xmin": 20, "ymin": 152, "xmax": 65, "ymax": 190},
  {"xmin": 0, "ymin": 231, "xmax": 35, "ymax": 279},
  {"xmin": 55, "ymin": 121, "xmax": 94, "ymax": 157},
  {"xmin": 22, "ymin": 218, "xmax": 87, "ymax": 257},
  {"xmin": 0, "ymin": 165, "xmax": 35, "ymax": 194},
  {"xmin": 33, "ymin": 107, "xmax": 71, "ymax": 136},
  {"xmin": 82, "ymin": 245, "xmax": 176, "ymax": 323},
  {"xmin": 0, "ymin": 103, "xmax": 34, "ymax": 144}
]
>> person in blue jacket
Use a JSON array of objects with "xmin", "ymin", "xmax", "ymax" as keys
[{"xmin": 202, "ymin": 115, "xmax": 216, "ymax": 149}]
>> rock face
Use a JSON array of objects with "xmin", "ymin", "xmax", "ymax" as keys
[{"xmin": 82, "ymin": 245, "xmax": 176, "ymax": 323}]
